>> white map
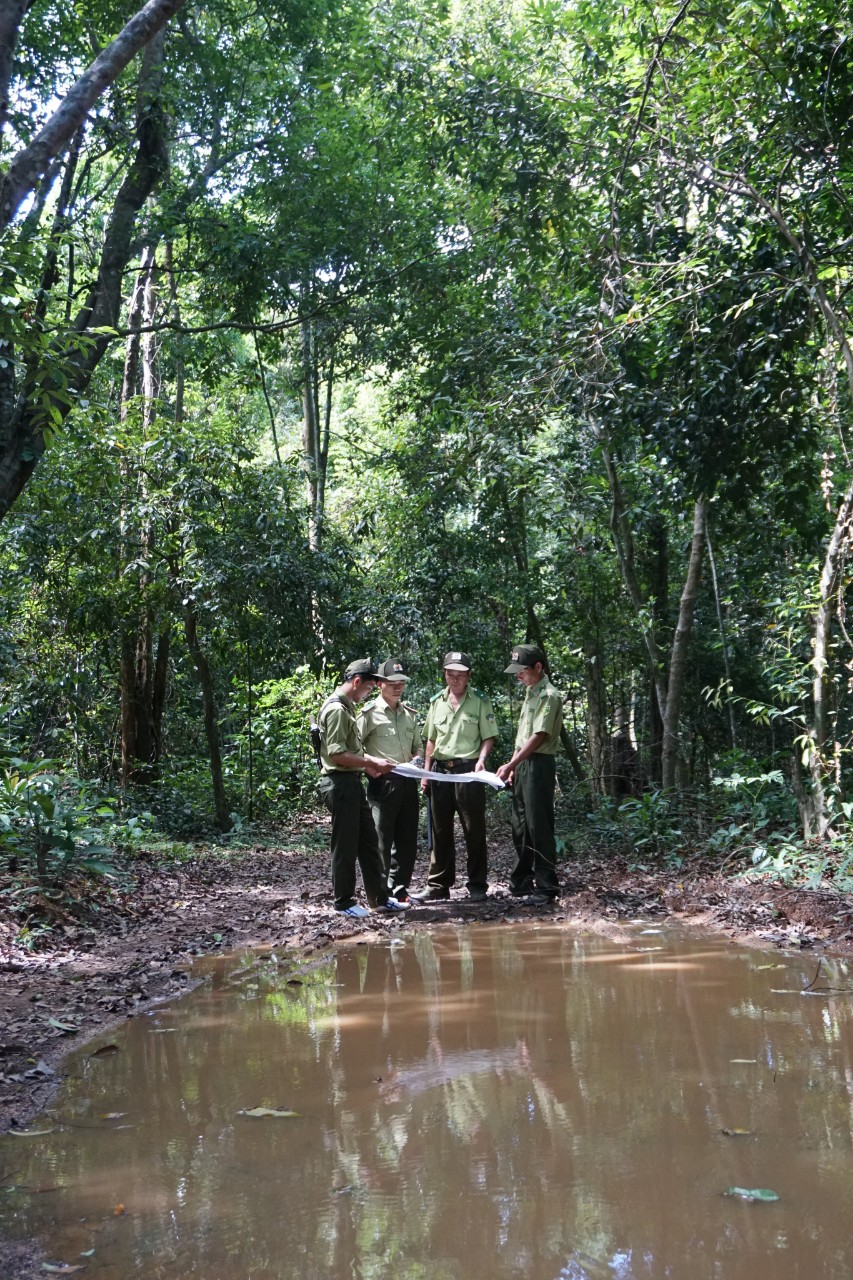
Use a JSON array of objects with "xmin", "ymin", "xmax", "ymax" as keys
[{"xmin": 391, "ymin": 761, "xmax": 506, "ymax": 790}]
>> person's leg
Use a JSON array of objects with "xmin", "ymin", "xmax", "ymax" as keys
[
  {"xmin": 369, "ymin": 776, "xmax": 401, "ymax": 885},
  {"xmin": 388, "ymin": 777, "xmax": 420, "ymax": 896},
  {"xmin": 323, "ymin": 774, "xmax": 359, "ymax": 909},
  {"xmin": 509, "ymin": 764, "xmax": 534, "ymax": 894},
  {"xmin": 356, "ymin": 782, "xmax": 389, "ymax": 907},
  {"xmin": 525, "ymin": 755, "xmax": 559, "ymax": 897},
  {"xmin": 425, "ymin": 772, "xmax": 456, "ymax": 891},
  {"xmin": 457, "ymin": 778, "xmax": 488, "ymax": 894}
]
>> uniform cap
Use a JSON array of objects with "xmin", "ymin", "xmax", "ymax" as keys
[
  {"xmin": 443, "ymin": 650, "xmax": 472, "ymax": 671},
  {"xmin": 344, "ymin": 657, "xmax": 378, "ymax": 681},
  {"xmin": 377, "ymin": 657, "xmax": 411, "ymax": 682},
  {"xmin": 504, "ymin": 643, "xmax": 546, "ymax": 673}
]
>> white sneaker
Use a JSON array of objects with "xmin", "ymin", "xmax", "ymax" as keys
[
  {"xmin": 336, "ymin": 902, "xmax": 370, "ymax": 918},
  {"xmin": 375, "ymin": 897, "xmax": 409, "ymax": 912}
]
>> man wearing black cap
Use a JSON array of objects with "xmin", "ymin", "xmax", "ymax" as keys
[
  {"xmin": 414, "ymin": 651, "xmax": 497, "ymax": 902},
  {"xmin": 317, "ymin": 659, "xmax": 407, "ymax": 918},
  {"xmin": 360, "ymin": 657, "xmax": 424, "ymax": 903},
  {"xmin": 497, "ymin": 644, "xmax": 563, "ymax": 904}
]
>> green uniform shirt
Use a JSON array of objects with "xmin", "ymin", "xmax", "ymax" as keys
[
  {"xmin": 515, "ymin": 676, "xmax": 563, "ymax": 755},
  {"xmin": 424, "ymin": 687, "xmax": 497, "ymax": 761},
  {"xmin": 319, "ymin": 693, "xmax": 363, "ymax": 774},
  {"xmin": 360, "ymin": 694, "xmax": 423, "ymax": 764}
]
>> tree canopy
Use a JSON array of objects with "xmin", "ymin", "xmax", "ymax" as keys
[{"xmin": 2, "ymin": 0, "xmax": 853, "ymax": 873}]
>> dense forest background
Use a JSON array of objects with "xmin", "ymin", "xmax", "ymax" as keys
[{"xmin": 3, "ymin": 0, "xmax": 853, "ymax": 895}]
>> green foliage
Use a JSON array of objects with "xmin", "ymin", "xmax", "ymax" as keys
[{"xmin": 0, "ymin": 757, "xmax": 116, "ymax": 881}]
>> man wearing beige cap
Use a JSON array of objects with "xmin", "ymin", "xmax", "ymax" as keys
[
  {"xmin": 317, "ymin": 658, "xmax": 407, "ymax": 918},
  {"xmin": 497, "ymin": 643, "xmax": 563, "ymax": 904},
  {"xmin": 360, "ymin": 657, "xmax": 423, "ymax": 903},
  {"xmin": 413, "ymin": 651, "xmax": 497, "ymax": 902}
]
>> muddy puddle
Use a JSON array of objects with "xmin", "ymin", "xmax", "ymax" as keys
[{"xmin": 3, "ymin": 924, "xmax": 853, "ymax": 1278}]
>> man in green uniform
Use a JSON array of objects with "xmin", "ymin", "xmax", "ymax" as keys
[
  {"xmin": 317, "ymin": 658, "xmax": 408, "ymax": 918},
  {"xmin": 497, "ymin": 643, "xmax": 563, "ymax": 904},
  {"xmin": 360, "ymin": 657, "xmax": 424, "ymax": 903},
  {"xmin": 414, "ymin": 650, "xmax": 497, "ymax": 902}
]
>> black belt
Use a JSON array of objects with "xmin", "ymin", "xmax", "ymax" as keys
[{"xmin": 432, "ymin": 758, "xmax": 477, "ymax": 771}]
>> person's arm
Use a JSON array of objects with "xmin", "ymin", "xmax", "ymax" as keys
[
  {"xmin": 496, "ymin": 731, "xmax": 548, "ymax": 782},
  {"xmin": 324, "ymin": 703, "xmax": 393, "ymax": 777},
  {"xmin": 420, "ymin": 739, "xmax": 435, "ymax": 791},
  {"xmin": 475, "ymin": 736, "xmax": 495, "ymax": 772},
  {"xmin": 327, "ymin": 749, "xmax": 394, "ymax": 776},
  {"xmin": 475, "ymin": 696, "xmax": 497, "ymax": 771}
]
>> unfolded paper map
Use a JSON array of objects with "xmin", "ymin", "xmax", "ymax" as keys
[{"xmin": 391, "ymin": 761, "xmax": 506, "ymax": 790}]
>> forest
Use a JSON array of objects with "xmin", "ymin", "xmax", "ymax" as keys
[{"xmin": 3, "ymin": 0, "xmax": 853, "ymax": 921}]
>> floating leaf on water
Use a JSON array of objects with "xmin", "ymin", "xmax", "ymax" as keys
[
  {"xmin": 42, "ymin": 1265, "xmax": 84, "ymax": 1274},
  {"xmin": 99, "ymin": 1113, "xmax": 127, "ymax": 1120},
  {"xmin": 80, "ymin": 1250, "xmax": 95, "ymax": 1258},
  {"xmin": 150, "ymin": 1029, "xmax": 176, "ymax": 1034},
  {"xmin": 730, "ymin": 1059, "xmax": 757, "ymax": 1064},
  {"xmin": 721, "ymin": 1127, "xmax": 753, "ymax": 1137},
  {"xmin": 89, "ymin": 1045, "xmax": 120, "ymax": 1058},
  {"xmin": 114, "ymin": 1203, "xmax": 125, "ymax": 1215},
  {"xmin": 10, "ymin": 1128, "xmax": 54, "ymax": 1137},
  {"xmin": 724, "ymin": 1186, "xmax": 779, "ymax": 1202},
  {"xmin": 48, "ymin": 1018, "xmax": 78, "ymax": 1033},
  {"xmin": 237, "ymin": 1107, "xmax": 300, "ymax": 1118}
]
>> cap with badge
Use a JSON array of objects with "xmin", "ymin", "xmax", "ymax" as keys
[
  {"xmin": 504, "ymin": 643, "xmax": 546, "ymax": 673},
  {"xmin": 443, "ymin": 650, "xmax": 472, "ymax": 672},
  {"xmin": 344, "ymin": 657, "xmax": 378, "ymax": 681},
  {"xmin": 377, "ymin": 657, "xmax": 411, "ymax": 682}
]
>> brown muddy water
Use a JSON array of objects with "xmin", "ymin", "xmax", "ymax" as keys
[{"xmin": 2, "ymin": 924, "xmax": 853, "ymax": 1279}]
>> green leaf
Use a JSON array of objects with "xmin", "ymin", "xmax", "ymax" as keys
[{"xmin": 724, "ymin": 1187, "xmax": 779, "ymax": 1202}]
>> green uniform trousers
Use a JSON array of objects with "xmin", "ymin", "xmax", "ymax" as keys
[
  {"xmin": 317, "ymin": 772, "xmax": 389, "ymax": 910},
  {"xmin": 426, "ymin": 760, "xmax": 488, "ymax": 893},
  {"xmin": 509, "ymin": 754, "xmax": 559, "ymax": 897},
  {"xmin": 367, "ymin": 774, "xmax": 420, "ymax": 896}
]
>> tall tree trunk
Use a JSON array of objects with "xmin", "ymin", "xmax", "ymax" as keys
[
  {"xmin": 183, "ymin": 602, "xmax": 230, "ymax": 832},
  {"xmin": 118, "ymin": 244, "xmax": 169, "ymax": 785},
  {"xmin": 596, "ymin": 424, "xmax": 669, "ymax": 721},
  {"xmin": 706, "ymin": 522, "xmax": 737, "ymax": 752},
  {"xmin": 166, "ymin": 249, "xmax": 229, "ymax": 829},
  {"xmin": 0, "ymin": 28, "xmax": 170, "ymax": 521},
  {"xmin": 0, "ymin": 0, "xmax": 184, "ymax": 228},
  {"xmin": 661, "ymin": 497, "xmax": 706, "ymax": 791},
  {"xmin": 598, "ymin": 429, "xmax": 706, "ymax": 793},
  {"xmin": 583, "ymin": 634, "xmax": 608, "ymax": 796}
]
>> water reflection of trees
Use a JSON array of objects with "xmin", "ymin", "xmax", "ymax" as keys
[{"xmin": 4, "ymin": 939, "xmax": 853, "ymax": 1277}]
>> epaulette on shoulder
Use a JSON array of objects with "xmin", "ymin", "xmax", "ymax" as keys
[
  {"xmin": 430, "ymin": 690, "xmax": 444, "ymax": 702},
  {"xmin": 472, "ymin": 687, "xmax": 486, "ymax": 699},
  {"xmin": 402, "ymin": 701, "xmax": 417, "ymax": 713}
]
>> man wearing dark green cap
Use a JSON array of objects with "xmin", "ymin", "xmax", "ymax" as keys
[
  {"xmin": 360, "ymin": 657, "xmax": 424, "ymax": 903},
  {"xmin": 317, "ymin": 659, "xmax": 408, "ymax": 918},
  {"xmin": 414, "ymin": 651, "xmax": 497, "ymax": 902},
  {"xmin": 497, "ymin": 644, "xmax": 563, "ymax": 904}
]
